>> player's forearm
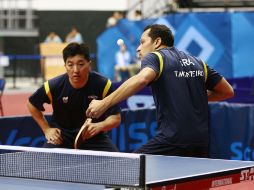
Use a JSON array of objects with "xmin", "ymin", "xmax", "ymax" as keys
[
  {"xmin": 27, "ymin": 101, "xmax": 50, "ymax": 133},
  {"xmin": 104, "ymin": 74, "xmax": 149, "ymax": 109},
  {"xmin": 99, "ymin": 114, "xmax": 121, "ymax": 132},
  {"xmin": 207, "ymin": 78, "xmax": 234, "ymax": 102},
  {"xmin": 208, "ymin": 91, "xmax": 234, "ymax": 101}
]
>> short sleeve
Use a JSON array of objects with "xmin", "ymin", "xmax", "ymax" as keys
[
  {"xmin": 141, "ymin": 52, "xmax": 160, "ymax": 77},
  {"xmin": 103, "ymin": 82, "xmax": 121, "ymax": 116},
  {"xmin": 205, "ymin": 64, "xmax": 223, "ymax": 90},
  {"xmin": 29, "ymin": 85, "xmax": 51, "ymax": 111}
]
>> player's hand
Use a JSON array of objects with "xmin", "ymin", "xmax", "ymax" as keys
[
  {"xmin": 82, "ymin": 121, "xmax": 103, "ymax": 140},
  {"xmin": 86, "ymin": 99, "xmax": 107, "ymax": 119},
  {"xmin": 45, "ymin": 128, "xmax": 63, "ymax": 145}
]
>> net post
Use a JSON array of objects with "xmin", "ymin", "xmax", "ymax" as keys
[{"xmin": 139, "ymin": 154, "xmax": 146, "ymax": 189}]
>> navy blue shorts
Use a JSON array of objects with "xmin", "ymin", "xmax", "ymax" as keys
[
  {"xmin": 43, "ymin": 125, "xmax": 118, "ymax": 152},
  {"xmin": 134, "ymin": 136, "xmax": 208, "ymax": 158}
]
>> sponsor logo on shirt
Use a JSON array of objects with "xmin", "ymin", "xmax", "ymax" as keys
[
  {"xmin": 62, "ymin": 96, "xmax": 68, "ymax": 103},
  {"xmin": 88, "ymin": 95, "xmax": 98, "ymax": 100}
]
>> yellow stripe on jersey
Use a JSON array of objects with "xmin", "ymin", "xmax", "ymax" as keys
[
  {"xmin": 201, "ymin": 60, "xmax": 208, "ymax": 82},
  {"xmin": 102, "ymin": 79, "xmax": 112, "ymax": 98},
  {"xmin": 44, "ymin": 81, "xmax": 52, "ymax": 104},
  {"xmin": 152, "ymin": 51, "xmax": 163, "ymax": 81}
]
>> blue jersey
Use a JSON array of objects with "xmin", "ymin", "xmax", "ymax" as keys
[
  {"xmin": 29, "ymin": 72, "xmax": 120, "ymax": 130},
  {"xmin": 141, "ymin": 47, "xmax": 222, "ymax": 147}
]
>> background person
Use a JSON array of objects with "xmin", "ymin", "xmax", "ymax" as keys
[
  {"xmin": 106, "ymin": 11, "xmax": 124, "ymax": 28},
  {"xmin": 65, "ymin": 26, "xmax": 84, "ymax": 44},
  {"xmin": 86, "ymin": 24, "xmax": 234, "ymax": 157},
  {"xmin": 114, "ymin": 42, "xmax": 132, "ymax": 81},
  {"xmin": 133, "ymin": 10, "xmax": 143, "ymax": 21},
  {"xmin": 44, "ymin": 32, "xmax": 62, "ymax": 43},
  {"xmin": 27, "ymin": 42, "xmax": 121, "ymax": 151}
]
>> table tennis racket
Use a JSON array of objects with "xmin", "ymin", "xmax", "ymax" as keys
[{"xmin": 74, "ymin": 118, "xmax": 92, "ymax": 149}]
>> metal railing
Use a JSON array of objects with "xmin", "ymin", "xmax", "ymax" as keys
[
  {"xmin": 126, "ymin": 0, "xmax": 254, "ymax": 20},
  {"xmin": 0, "ymin": 0, "xmax": 38, "ymax": 36},
  {"xmin": 126, "ymin": 0, "xmax": 175, "ymax": 19}
]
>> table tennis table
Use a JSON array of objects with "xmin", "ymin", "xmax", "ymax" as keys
[{"xmin": 0, "ymin": 145, "xmax": 254, "ymax": 190}]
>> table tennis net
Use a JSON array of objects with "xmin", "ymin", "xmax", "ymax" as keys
[{"xmin": 0, "ymin": 145, "xmax": 145, "ymax": 187}]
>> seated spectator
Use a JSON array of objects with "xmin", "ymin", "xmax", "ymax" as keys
[
  {"xmin": 114, "ymin": 42, "xmax": 132, "ymax": 82},
  {"xmin": 167, "ymin": 0, "xmax": 179, "ymax": 13},
  {"xmin": 133, "ymin": 10, "xmax": 143, "ymax": 20},
  {"xmin": 106, "ymin": 11, "xmax": 124, "ymax": 28},
  {"xmin": 44, "ymin": 32, "xmax": 62, "ymax": 43},
  {"xmin": 65, "ymin": 26, "xmax": 84, "ymax": 44}
]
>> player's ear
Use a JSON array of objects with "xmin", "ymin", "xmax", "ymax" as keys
[{"xmin": 154, "ymin": 37, "xmax": 162, "ymax": 50}]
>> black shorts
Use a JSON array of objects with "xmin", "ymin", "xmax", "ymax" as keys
[
  {"xmin": 43, "ymin": 126, "xmax": 118, "ymax": 152},
  {"xmin": 133, "ymin": 137, "xmax": 208, "ymax": 158}
]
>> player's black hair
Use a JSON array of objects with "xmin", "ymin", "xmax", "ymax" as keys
[
  {"xmin": 63, "ymin": 42, "xmax": 91, "ymax": 62},
  {"xmin": 144, "ymin": 24, "xmax": 174, "ymax": 47}
]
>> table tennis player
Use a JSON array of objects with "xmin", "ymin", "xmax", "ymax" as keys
[
  {"xmin": 86, "ymin": 24, "xmax": 234, "ymax": 157},
  {"xmin": 27, "ymin": 42, "xmax": 121, "ymax": 151}
]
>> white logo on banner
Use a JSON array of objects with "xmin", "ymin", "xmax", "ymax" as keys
[
  {"xmin": 127, "ymin": 95, "xmax": 154, "ymax": 110},
  {"xmin": 177, "ymin": 26, "xmax": 214, "ymax": 61}
]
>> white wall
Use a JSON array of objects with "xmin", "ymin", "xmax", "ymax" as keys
[
  {"xmin": 0, "ymin": 0, "xmax": 131, "ymax": 11},
  {"xmin": 33, "ymin": 0, "xmax": 130, "ymax": 11}
]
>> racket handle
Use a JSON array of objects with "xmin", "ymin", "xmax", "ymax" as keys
[
  {"xmin": 85, "ymin": 118, "xmax": 92, "ymax": 124},
  {"xmin": 74, "ymin": 118, "xmax": 92, "ymax": 149}
]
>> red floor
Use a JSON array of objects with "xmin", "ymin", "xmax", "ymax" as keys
[{"xmin": 1, "ymin": 92, "xmax": 52, "ymax": 116}]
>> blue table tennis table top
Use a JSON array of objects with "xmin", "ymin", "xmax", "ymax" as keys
[{"xmin": 1, "ymin": 155, "xmax": 254, "ymax": 190}]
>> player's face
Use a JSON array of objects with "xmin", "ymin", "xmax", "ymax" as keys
[
  {"xmin": 65, "ymin": 54, "xmax": 91, "ymax": 88},
  {"xmin": 137, "ymin": 29, "xmax": 157, "ymax": 59}
]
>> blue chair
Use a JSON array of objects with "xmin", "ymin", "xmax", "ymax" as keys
[{"xmin": 0, "ymin": 78, "xmax": 5, "ymax": 116}]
